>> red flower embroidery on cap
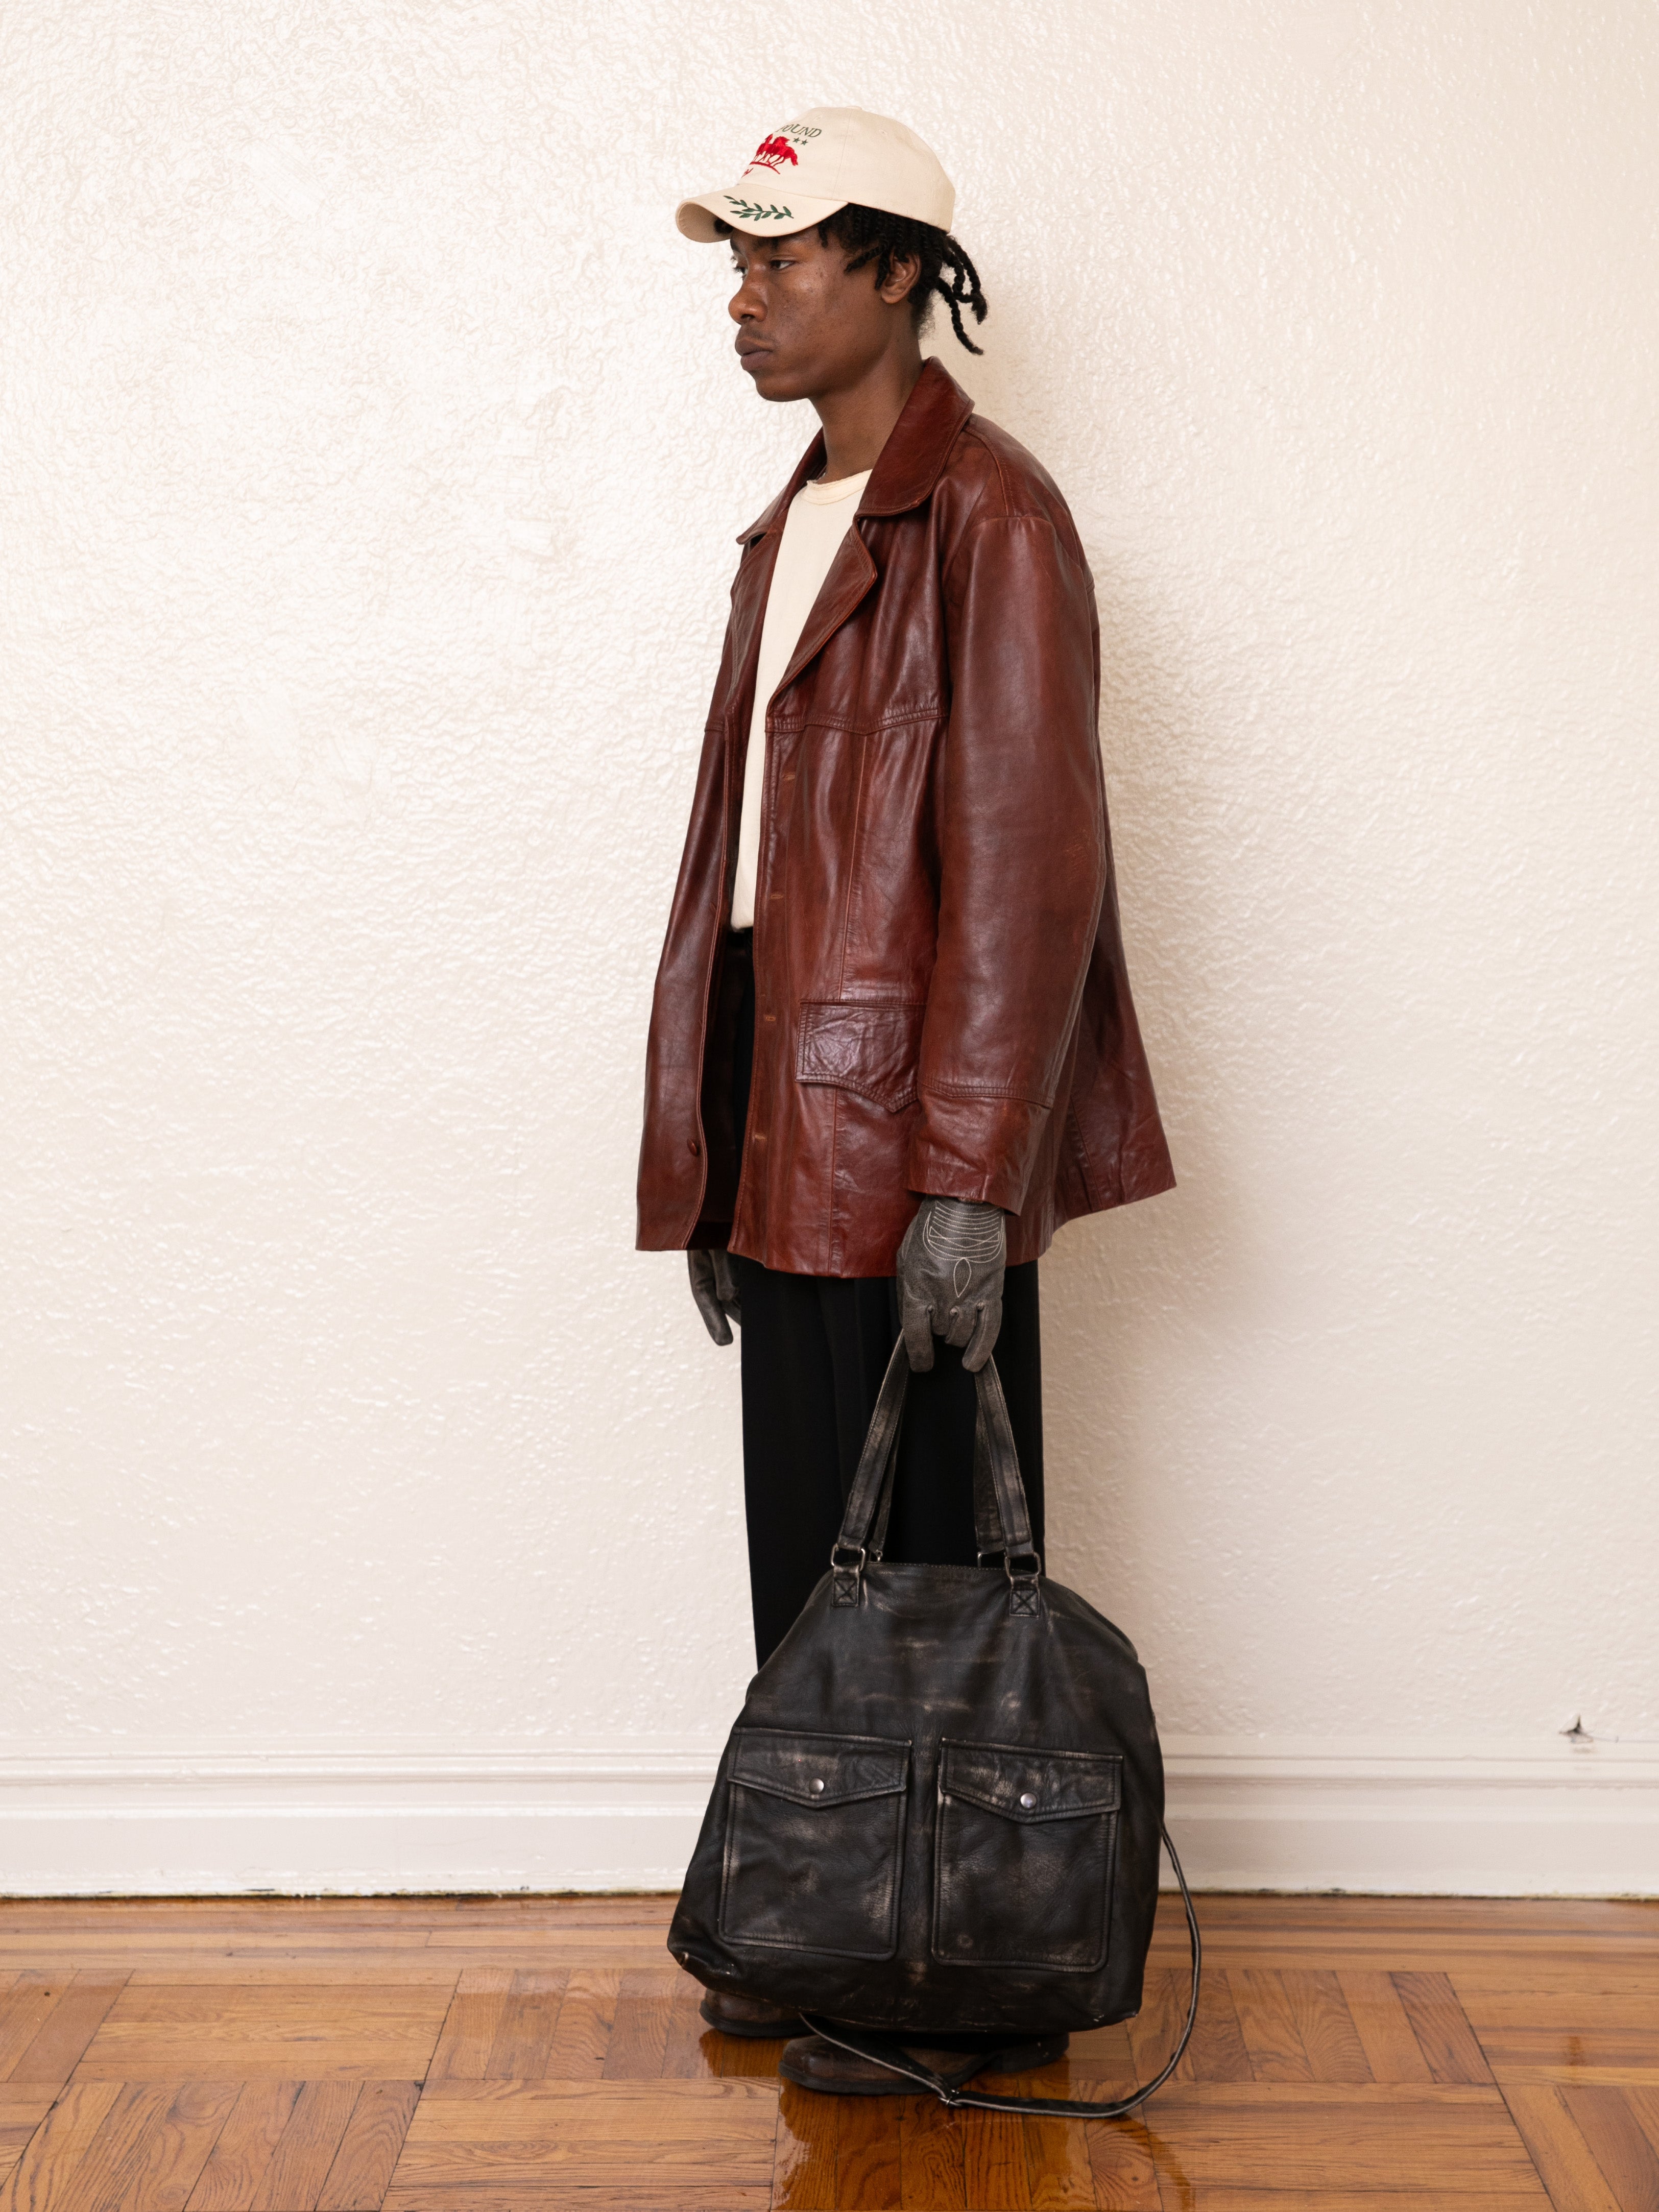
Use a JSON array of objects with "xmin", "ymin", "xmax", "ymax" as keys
[{"xmin": 747, "ymin": 134, "xmax": 800, "ymax": 174}]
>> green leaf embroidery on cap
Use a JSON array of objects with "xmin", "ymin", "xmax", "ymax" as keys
[{"xmin": 724, "ymin": 196, "xmax": 792, "ymax": 222}]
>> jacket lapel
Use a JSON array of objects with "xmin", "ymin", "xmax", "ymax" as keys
[
  {"xmin": 747, "ymin": 359, "xmax": 978, "ymax": 711},
  {"xmin": 726, "ymin": 431, "xmax": 825, "ymax": 738},
  {"xmin": 772, "ymin": 523, "xmax": 878, "ymax": 701}
]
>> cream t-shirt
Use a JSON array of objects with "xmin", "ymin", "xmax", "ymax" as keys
[{"xmin": 730, "ymin": 468, "xmax": 872, "ymax": 930}]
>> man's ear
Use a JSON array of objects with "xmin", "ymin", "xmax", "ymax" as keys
[{"xmin": 878, "ymin": 252, "xmax": 923, "ymax": 308}]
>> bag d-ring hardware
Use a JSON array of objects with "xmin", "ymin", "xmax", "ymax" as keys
[{"xmin": 829, "ymin": 1542, "xmax": 866, "ymax": 1606}]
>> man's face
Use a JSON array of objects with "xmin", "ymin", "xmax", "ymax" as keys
[{"xmin": 726, "ymin": 226, "xmax": 918, "ymax": 403}]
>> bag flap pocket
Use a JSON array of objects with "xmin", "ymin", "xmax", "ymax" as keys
[
  {"xmin": 939, "ymin": 1740, "xmax": 1121, "ymax": 1823},
  {"xmin": 797, "ymin": 1000, "xmax": 926, "ymax": 1113},
  {"xmin": 731, "ymin": 1727, "xmax": 911, "ymax": 1808}
]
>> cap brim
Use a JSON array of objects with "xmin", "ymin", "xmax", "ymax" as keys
[{"xmin": 676, "ymin": 187, "xmax": 848, "ymax": 242}]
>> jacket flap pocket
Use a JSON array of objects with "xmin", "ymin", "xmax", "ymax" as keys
[
  {"xmin": 940, "ymin": 1740, "xmax": 1122, "ymax": 1823},
  {"xmin": 796, "ymin": 1000, "xmax": 926, "ymax": 1113},
  {"xmin": 731, "ymin": 1727, "xmax": 911, "ymax": 1808}
]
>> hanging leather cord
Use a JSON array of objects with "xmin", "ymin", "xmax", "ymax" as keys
[{"xmin": 798, "ymin": 1826, "xmax": 1201, "ymax": 2120}]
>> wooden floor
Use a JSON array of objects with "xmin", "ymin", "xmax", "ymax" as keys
[{"xmin": 0, "ymin": 1894, "xmax": 1655, "ymax": 2210}]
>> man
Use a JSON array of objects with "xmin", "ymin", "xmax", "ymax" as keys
[{"xmin": 637, "ymin": 108, "xmax": 1174, "ymax": 2090}]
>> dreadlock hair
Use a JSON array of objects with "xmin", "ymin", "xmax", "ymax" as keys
[
  {"xmin": 715, "ymin": 204, "xmax": 989, "ymax": 355},
  {"xmin": 820, "ymin": 203, "xmax": 988, "ymax": 354}
]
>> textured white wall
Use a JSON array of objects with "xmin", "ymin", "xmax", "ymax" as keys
[{"xmin": 4, "ymin": 0, "xmax": 1657, "ymax": 1890}]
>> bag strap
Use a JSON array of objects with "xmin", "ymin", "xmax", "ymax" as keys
[
  {"xmin": 883, "ymin": 1382, "xmax": 1008, "ymax": 1561},
  {"xmin": 836, "ymin": 1340, "xmax": 1036, "ymax": 1581},
  {"xmin": 969, "ymin": 1357, "xmax": 1033, "ymax": 1559},
  {"xmin": 799, "ymin": 1824, "xmax": 1203, "ymax": 2121},
  {"xmin": 834, "ymin": 1336, "xmax": 911, "ymax": 1578}
]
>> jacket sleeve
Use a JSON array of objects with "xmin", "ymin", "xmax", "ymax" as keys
[{"xmin": 906, "ymin": 512, "xmax": 1107, "ymax": 1213}]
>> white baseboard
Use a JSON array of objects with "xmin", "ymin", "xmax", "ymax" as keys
[
  {"xmin": 1162, "ymin": 1735, "xmax": 1659, "ymax": 1896},
  {"xmin": 2, "ymin": 1736, "xmax": 1655, "ymax": 1898}
]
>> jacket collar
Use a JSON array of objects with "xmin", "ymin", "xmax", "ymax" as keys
[{"xmin": 734, "ymin": 357, "xmax": 976, "ymax": 543}]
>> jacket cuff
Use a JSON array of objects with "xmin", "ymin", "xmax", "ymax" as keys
[{"xmin": 906, "ymin": 1091, "xmax": 1051, "ymax": 1214}]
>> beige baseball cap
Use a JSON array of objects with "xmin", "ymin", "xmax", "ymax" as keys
[{"xmin": 676, "ymin": 107, "xmax": 955, "ymax": 242}]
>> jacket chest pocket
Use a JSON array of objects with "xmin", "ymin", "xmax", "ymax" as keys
[
  {"xmin": 720, "ymin": 1727, "xmax": 911, "ymax": 1960},
  {"xmin": 931, "ymin": 1741, "xmax": 1121, "ymax": 1973}
]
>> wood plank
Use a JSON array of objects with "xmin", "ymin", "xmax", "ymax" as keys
[
  {"xmin": 959, "ymin": 2102, "xmax": 1032, "ymax": 2210},
  {"xmin": 1502, "ymin": 2085, "xmax": 1624, "ymax": 2212},
  {"xmin": 1393, "ymin": 1972, "xmax": 1496, "ymax": 2085},
  {"xmin": 1169, "ymin": 1970, "xmax": 1250, "ymax": 2087},
  {"xmin": 248, "ymin": 2083, "xmax": 362, "ymax": 2212},
  {"xmin": 1338, "ymin": 1969, "xmax": 1434, "ymax": 2083},
  {"xmin": 1176, "ymin": 2195, "xmax": 1547, "ymax": 2209},
  {"xmin": 0, "ymin": 1983, "xmax": 73, "ymax": 2085},
  {"xmin": 1088, "ymin": 2117, "xmax": 1163, "ymax": 2210},
  {"xmin": 49, "ymin": 2079, "xmax": 238, "ymax": 2212},
  {"xmin": 0, "ymin": 2094, "xmax": 55, "ymax": 2170},
  {"xmin": 2, "ymin": 1964, "xmax": 461, "ymax": 1991},
  {"xmin": 1483, "ymin": 2062, "xmax": 1659, "ymax": 2088},
  {"xmin": 717, "ymin": 2031, "xmax": 790, "ymax": 2080},
  {"xmin": 480, "ymin": 1972, "xmax": 567, "ymax": 2081},
  {"xmin": 772, "ymin": 2079, "xmax": 838, "ymax": 2209},
  {"xmin": 1120, "ymin": 2084, "xmax": 1540, "ymax": 2192},
  {"xmin": 390, "ymin": 2077, "xmax": 777, "ymax": 2188},
  {"xmin": 422, "ymin": 1927, "xmax": 676, "ymax": 1955},
  {"xmin": 315, "ymin": 2082, "xmax": 419, "ymax": 2212},
  {"xmin": 384, "ymin": 2193, "xmax": 771, "ymax": 2210},
  {"xmin": 1126, "ymin": 1969, "xmax": 1187, "ymax": 2088},
  {"xmin": 1634, "ymin": 2086, "xmax": 1659, "ymax": 2158},
  {"xmin": 0, "ymin": 2080, "xmax": 124, "ymax": 2212},
  {"xmin": 76, "ymin": 1989, "xmax": 450, "ymax": 2082},
  {"xmin": 98, "ymin": 2081, "xmax": 241, "ymax": 2212},
  {"xmin": 659, "ymin": 1976, "xmax": 720, "ymax": 2082},
  {"xmin": 1062, "ymin": 2022, "xmax": 1135, "ymax": 2089},
  {"xmin": 7, "ymin": 1978, "xmax": 129, "ymax": 2090},
  {"xmin": 897, "ymin": 2095, "xmax": 966, "ymax": 2208},
  {"xmin": 27, "ymin": 2082, "xmax": 175, "ymax": 2212},
  {"xmin": 184, "ymin": 2083, "xmax": 303, "ymax": 2212},
  {"xmin": 599, "ymin": 1968, "xmax": 676, "ymax": 2081},
  {"xmin": 1279, "ymin": 1970, "xmax": 1372, "ymax": 2083},
  {"xmin": 1452, "ymin": 1963, "xmax": 1659, "ymax": 1996},
  {"xmin": 1020, "ymin": 2099, "xmax": 1095, "ymax": 2209},
  {"xmin": 422, "ymin": 1971, "xmax": 507, "ymax": 2083},
  {"xmin": 1460, "ymin": 1985, "xmax": 1659, "ymax": 2078},
  {"xmin": 1231, "ymin": 1972, "xmax": 1313, "ymax": 2083},
  {"xmin": 1171, "ymin": 1949, "xmax": 1650, "ymax": 1980},
  {"xmin": 1559, "ymin": 2085, "xmax": 1659, "ymax": 2212},
  {"xmin": 835, "ymin": 2093, "xmax": 904, "ymax": 2208},
  {"xmin": 536, "ymin": 1970, "xmax": 617, "ymax": 2082}
]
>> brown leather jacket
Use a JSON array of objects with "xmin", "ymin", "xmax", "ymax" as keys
[{"xmin": 636, "ymin": 358, "xmax": 1173, "ymax": 1277}]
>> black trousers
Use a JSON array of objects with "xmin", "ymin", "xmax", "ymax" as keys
[{"xmin": 719, "ymin": 932, "xmax": 1045, "ymax": 1666}]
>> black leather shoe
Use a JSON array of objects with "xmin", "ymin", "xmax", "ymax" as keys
[
  {"xmin": 698, "ymin": 1986, "xmax": 803, "ymax": 2038},
  {"xmin": 779, "ymin": 2029, "xmax": 1068, "ymax": 2096}
]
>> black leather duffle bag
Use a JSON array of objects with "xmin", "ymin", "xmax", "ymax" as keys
[{"xmin": 669, "ymin": 1338, "xmax": 1199, "ymax": 2119}]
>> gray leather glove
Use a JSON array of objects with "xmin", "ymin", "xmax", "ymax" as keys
[
  {"xmin": 896, "ymin": 1196, "xmax": 1006, "ymax": 1373},
  {"xmin": 688, "ymin": 1249, "xmax": 742, "ymax": 1345}
]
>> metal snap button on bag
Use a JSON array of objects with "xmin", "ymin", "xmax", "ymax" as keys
[{"xmin": 669, "ymin": 1338, "xmax": 1200, "ymax": 2119}]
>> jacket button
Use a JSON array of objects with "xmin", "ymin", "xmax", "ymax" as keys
[
  {"xmin": 810, "ymin": 1778, "xmax": 826, "ymax": 1795},
  {"xmin": 1019, "ymin": 1792, "xmax": 1038, "ymax": 1809},
  {"xmin": 687, "ymin": 1137, "xmax": 700, "ymax": 1156}
]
